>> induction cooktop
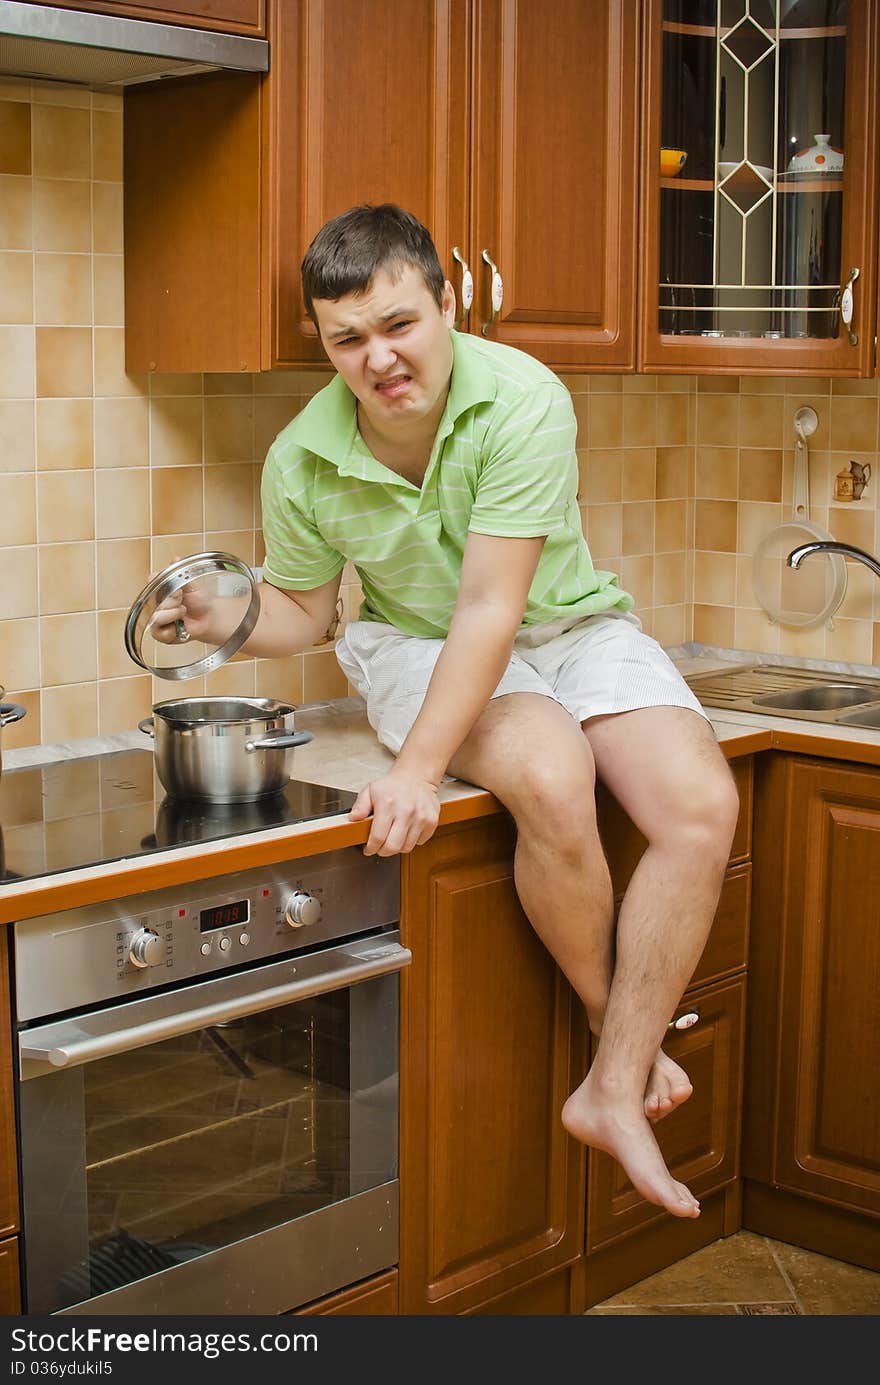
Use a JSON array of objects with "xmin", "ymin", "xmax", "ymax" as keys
[{"xmin": 0, "ymin": 749, "xmax": 356, "ymax": 885}]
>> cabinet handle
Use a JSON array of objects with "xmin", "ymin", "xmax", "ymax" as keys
[
  {"xmin": 668, "ymin": 1009, "xmax": 700, "ymax": 1032},
  {"xmin": 480, "ymin": 248, "xmax": 504, "ymax": 335},
  {"xmin": 838, "ymin": 266, "xmax": 860, "ymax": 347},
  {"xmin": 451, "ymin": 246, "xmax": 474, "ymax": 327}
]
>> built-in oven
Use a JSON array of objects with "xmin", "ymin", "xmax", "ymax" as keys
[{"xmin": 12, "ymin": 847, "xmax": 407, "ymax": 1316}]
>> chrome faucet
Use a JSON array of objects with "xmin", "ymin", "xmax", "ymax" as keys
[{"xmin": 787, "ymin": 540, "xmax": 880, "ymax": 581}]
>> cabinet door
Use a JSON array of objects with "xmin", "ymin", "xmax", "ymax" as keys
[
  {"xmin": 586, "ymin": 975, "xmax": 745, "ymax": 1253},
  {"xmin": 469, "ymin": 0, "xmax": 640, "ymax": 369},
  {"xmin": 293, "ymin": 1269, "xmax": 398, "ymax": 1315},
  {"xmin": 269, "ymin": 0, "xmax": 470, "ymax": 366},
  {"xmin": 0, "ymin": 938, "xmax": 18, "ymax": 1242},
  {"xmin": 639, "ymin": 0, "xmax": 877, "ymax": 374},
  {"xmin": 400, "ymin": 816, "xmax": 586, "ymax": 1315},
  {"xmin": 749, "ymin": 757, "xmax": 880, "ymax": 1216},
  {"xmin": 24, "ymin": 1, "xmax": 266, "ymax": 33},
  {"xmin": 0, "ymin": 1237, "xmax": 21, "ymax": 1316}
]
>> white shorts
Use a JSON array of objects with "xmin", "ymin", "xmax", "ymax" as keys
[{"xmin": 336, "ymin": 611, "xmax": 708, "ymax": 756}]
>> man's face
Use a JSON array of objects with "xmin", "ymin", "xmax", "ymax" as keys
[{"xmin": 312, "ymin": 262, "xmax": 456, "ymax": 431}]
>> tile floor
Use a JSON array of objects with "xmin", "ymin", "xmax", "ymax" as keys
[{"xmin": 587, "ymin": 1231, "xmax": 880, "ymax": 1314}]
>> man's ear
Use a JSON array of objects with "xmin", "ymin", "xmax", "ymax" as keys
[{"xmin": 441, "ymin": 279, "xmax": 456, "ymax": 326}]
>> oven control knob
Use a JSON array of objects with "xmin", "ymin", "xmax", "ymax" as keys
[
  {"xmin": 129, "ymin": 928, "xmax": 164, "ymax": 969},
  {"xmin": 284, "ymin": 891, "xmax": 322, "ymax": 928}
]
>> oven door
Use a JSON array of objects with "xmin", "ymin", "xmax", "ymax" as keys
[{"xmin": 17, "ymin": 932, "xmax": 409, "ymax": 1316}]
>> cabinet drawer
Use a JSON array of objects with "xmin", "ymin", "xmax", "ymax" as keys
[
  {"xmin": 586, "ymin": 975, "xmax": 745, "ymax": 1253},
  {"xmin": 0, "ymin": 1236, "xmax": 20, "ymax": 1315},
  {"xmin": 689, "ymin": 863, "xmax": 750, "ymax": 990},
  {"xmin": 598, "ymin": 756, "xmax": 753, "ymax": 895},
  {"xmin": 293, "ymin": 1269, "xmax": 398, "ymax": 1315}
]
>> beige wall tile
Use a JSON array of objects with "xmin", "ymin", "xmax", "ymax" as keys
[
  {"xmin": 36, "ymin": 326, "xmax": 92, "ymax": 396},
  {"xmin": 585, "ymin": 504, "xmax": 622, "ymax": 557},
  {"xmin": 41, "ymin": 681, "xmax": 98, "ymax": 742},
  {"xmin": 38, "ymin": 469, "xmax": 93, "ymax": 542},
  {"xmin": 740, "ymin": 449, "xmax": 782, "ymax": 502},
  {"xmin": 581, "ymin": 450, "xmax": 622, "ymax": 504},
  {"xmin": 204, "ymin": 373, "xmax": 253, "ymax": 396},
  {"xmin": 830, "ymin": 506, "xmax": 875, "ymax": 550},
  {"xmin": 694, "ymin": 551, "xmax": 736, "ymax": 605},
  {"xmin": 149, "ymin": 395, "xmax": 203, "ymax": 466},
  {"xmin": 36, "ymin": 397, "xmax": 93, "ymax": 470},
  {"xmin": 204, "ymin": 463, "xmax": 255, "ymax": 530},
  {"xmin": 656, "ymin": 446, "xmax": 691, "ymax": 498},
  {"xmin": 93, "ymin": 254, "xmax": 124, "ymax": 326},
  {"xmin": 622, "ymin": 450, "xmax": 655, "ymax": 501},
  {"xmin": 694, "ymin": 499, "xmax": 737, "ymax": 551},
  {"xmin": 829, "ymin": 395, "xmax": 878, "ymax": 452},
  {"xmin": 151, "ymin": 466, "xmax": 203, "ymax": 535},
  {"xmin": 873, "ymin": 623, "xmax": 880, "ymax": 665},
  {"xmin": 204, "ymin": 661, "xmax": 256, "ymax": 697},
  {"xmin": 0, "ymin": 617, "xmax": 40, "ymax": 687},
  {"xmin": 254, "ymin": 655, "xmax": 303, "ymax": 703},
  {"xmin": 151, "ymin": 533, "xmax": 203, "ymax": 570},
  {"xmin": 589, "ymin": 394, "xmax": 623, "ymax": 448},
  {"xmin": 41, "ymin": 611, "xmax": 96, "ymax": 685},
  {"xmin": 92, "ymin": 182, "xmax": 123, "ymax": 254},
  {"xmin": 621, "ymin": 501, "xmax": 654, "ymax": 556},
  {"xmin": 34, "ymin": 253, "xmax": 91, "ymax": 325},
  {"xmin": 0, "ymin": 175, "xmax": 31, "ymax": 248},
  {"xmin": 622, "ymin": 394, "xmax": 657, "ymax": 447},
  {"xmin": 254, "ymin": 395, "xmax": 298, "ymax": 456},
  {"xmin": 618, "ymin": 554, "xmax": 654, "ymax": 607},
  {"xmin": 832, "ymin": 377, "xmax": 879, "ymax": 396},
  {"xmin": 302, "ymin": 649, "xmax": 349, "ymax": 701},
  {"xmin": 0, "ymin": 473, "xmax": 36, "ymax": 545},
  {"xmin": 734, "ymin": 607, "xmax": 778, "ymax": 653},
  {"xmin": 39, "ymin": 541, "xmax": 95, "ymax": 614},
  {"xmin": 94, "ymin": 397, "xmax": 148, "ymax": 468},
  {"xmin": 97, "ymin": 537, "xmax": 150, "ymax": 609},
  {"xmin": 98, "ymin": 674, "xmax": 151, "ymax": 734},
  {"xmin": 571, "ymin": 393, "xmax": 588, "ymax": 449},
  {"xmin": 0, "ymin": 101, "xmax": 31, "ymax": 175},
  {"xmin": 697, "ymin": 375, "xmax": 739, "ymax": 394},
  {"xmin": 30, "ymin": 81, "xmax": 89, "ymax": 109},
  {"xmin": 32, "ymin": 105, "xmax": 89, "ymax": 179},
  {"xmin": 837, "ymin": 562, "xmax": 874, "ymax": 621},
  {"xmin": 655, "ymin": 499, "xmax": 687, "ymax": 552},
  {"xmin": 151, "ymin": 373, "xmax": 204, "ymax": 397},
  {"xmin": 737, "ymin": 500, "xmax": 783, "ymax": 559},
  {"xmin": 255, "ymin": 369, "xmax": 331, "ymax": 396},
  {"xmin": 92, "ymin": 109, "xmax": 122, "ymax": 181},
  {"xmin": 205, "ymin": 530, "xmax": 255, "ymax": 563},
  {"xmin": 1, "ymin": 687, "xmax": 39, "ymax": 747},
  {"xmin": 32, "ymin": 178, "xmax": 91, "ymax": 252},
  {"xmin": 654, "ymin": 552, "xmax": 686, "ymax": 606},
  {"xmin": 95, "ymin": 469, "xmax": 149, "ymax": 540},
  {"xmin": 693, "ymin": 603, "xmax": 735, "ymax": 646},
  {"xmin": 738, "ymin": 394, "xmax": 784, "ymax": 449},
  {"xmin": 779, "ymin": 622, "xmax": 827, "ymax": 659},
  {"xmin": 651, "ymin": 605, "xmax": 687, "ymax": 646},
  {"xmin": 97, "ymin": 609, "xmax": 133, "ymax": 679},
  {"xmin": 0, "ymin": 400, "xmax": 35, "ymax": 471},
  {"xmin": 0, "ymin": 325, "xmax": 35, "ymax": 396},
  {"xmin": 696, "ymin": 447, "xmax": 738, "ymax": 499},
  {"xmin": 696, "ymin": 394, "xmax": 739, "ymax": 446},
  {"xmin": 656, "ymin": 392, "xmax": 689, "ymax": 445},
  {"xmin": 0, "ymin": 250, "xmax": 33, "ymax": 322},
  {"xmin": 0, "ymin": 546, "xmax": 37, "ymax": 619},
  {"xmin": 94, "ymin": 326, "xmax": 147, "ymax": 396}
]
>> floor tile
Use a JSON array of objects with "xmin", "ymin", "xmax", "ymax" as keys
[
  {"xmin": 768, "ymin": 1238, "xmax": 880, "ymax": 1315},
  {"xmin": 592, "ymin": 1231, "xmax": 793, "ymax": 1309},
  {"xmin": 588, "ymin": 1304, "xmax": 739, "ymax": 1315}
]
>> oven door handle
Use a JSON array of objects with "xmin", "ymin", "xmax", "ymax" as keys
[{"xmin": 18, "ymin": 935, "xmax": 411, "ymax": 1079}]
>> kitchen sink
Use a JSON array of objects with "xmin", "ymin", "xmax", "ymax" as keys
[{"xmin": 685, "ymin": 663, "xmax": 880, "ymax": 727}]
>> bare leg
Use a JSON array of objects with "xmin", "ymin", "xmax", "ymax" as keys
[{"xmin": 561, "ymin": 707, "xmax": 740, "ymax": 1216}]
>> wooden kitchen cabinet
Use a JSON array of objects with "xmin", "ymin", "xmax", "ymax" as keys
[
  {"xmin": 399, "ymin": 814, "xmax": 587, "ymax": 1315},
  {"xmin": 293, "ymin": 1269, "xmax": 398, "ymax": 1315},
  {"xmin": 638, "ymin": 0, "xmax": 878, "ymax": 375},
  {"xmin": 25, "ymin": 1, "xmax": 266, "ymax": 34},
  {"xmin": 0, "ymin": 936, "xmax": 18, "ymax": 1247},
  {"xmin": 744, "ymin": 753, "xmax": 880, "ymax": 1271},
  {"xmin": 123, "ymin": 0, "xmax": 640, "ymax": 373}
]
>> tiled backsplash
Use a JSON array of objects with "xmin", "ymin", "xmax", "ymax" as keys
[{"xmin": 2, "ymin": 79, "xmax": 879, "ymax": 750}]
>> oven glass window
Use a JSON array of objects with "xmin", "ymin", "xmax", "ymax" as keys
[{"xmin": 19, "ymin": 977, "xmax": 398, "ymax": 1314}]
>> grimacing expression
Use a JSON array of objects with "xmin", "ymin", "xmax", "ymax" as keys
[{"xmin": 313, "ymin": 263, "xmax": 456, "ymax": 428}]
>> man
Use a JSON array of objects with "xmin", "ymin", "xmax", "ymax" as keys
[{"xmin": 166, "ymin": 204, "xmax": 739, "ymax": 1221}]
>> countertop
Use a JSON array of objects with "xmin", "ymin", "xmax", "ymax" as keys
[{"xmin": 2, "ymin": 643, "xmax": 879, "ymax": 924}]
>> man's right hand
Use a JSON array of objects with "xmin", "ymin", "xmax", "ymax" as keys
[{"xmin": 148, "ymin": 580, "xmax": 217, "ymax": 645}]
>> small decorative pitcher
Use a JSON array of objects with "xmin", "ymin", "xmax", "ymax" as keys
[{"xmin": 849, "ymin": 459, "xmax": 871, "ymax": 499}]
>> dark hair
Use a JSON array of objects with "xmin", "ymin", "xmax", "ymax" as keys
[{"xmin": 301, "ymin": 204, "xmax": 445, "ymax": 322}]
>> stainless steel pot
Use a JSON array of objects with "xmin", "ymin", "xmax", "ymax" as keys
[
  {"xmin": 0, "ymin": 689, "xmax": 27, "ymax": 783},
  {"xmin": 138, "ymin": 696, "xmax": 312, "ymax": 803}
]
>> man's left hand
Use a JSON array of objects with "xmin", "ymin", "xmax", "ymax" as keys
[{"xmin": 349, "ymin": 766, "xmax": 441, "ymax": 856}]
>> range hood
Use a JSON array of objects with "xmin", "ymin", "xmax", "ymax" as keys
[{"xmin": 0, "ymin": 2, "xmax": 268, "ymax": 87}]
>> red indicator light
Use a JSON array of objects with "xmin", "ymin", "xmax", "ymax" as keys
[
  {"xmin": 262, "ymin": 889, "xmax": 270, "ymax": 897},
  {"xmin": 178, "ymin": 908, "xmax": 186, "ymax": 917}
]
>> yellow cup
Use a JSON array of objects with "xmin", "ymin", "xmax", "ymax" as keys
[{"xmin": 660, "ymin": 148, "xmax": 687, "ymax": 177}]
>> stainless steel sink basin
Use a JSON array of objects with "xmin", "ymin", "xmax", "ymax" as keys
[
  {"xmin": 836, "ymin": 705, "xmax": 880, "ymax": 728},
  {"xmin": 684, "ymin": 663, "xmax": 880, "ymax": 728},
  {"xmin": 751, "ymin": 684, "xmax": 879, "ymax": 712}
]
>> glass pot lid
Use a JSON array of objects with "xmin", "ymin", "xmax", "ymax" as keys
[{"xmin": 125, "ymin": 552, "xmax": 260, "ymax": 680}]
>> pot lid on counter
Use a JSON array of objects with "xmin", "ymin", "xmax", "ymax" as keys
[{"xmin": 125, "ymin": 551, "xmax": 260, "ymax": 682}]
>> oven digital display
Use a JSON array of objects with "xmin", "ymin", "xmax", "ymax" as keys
[{"xmin": 199, "ymin": 899, "xmax": 250, "ymax": 932}]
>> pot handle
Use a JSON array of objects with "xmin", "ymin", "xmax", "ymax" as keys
[
  {"xmin": 0, "ymin": 703, "xmax": 26, "ymax": 728},
  {"xmin": 245, "ymin": 730, "xmax": 313, "ymax": 752},
  {"xmin": 138, "ymin": 717, "xmax": 155, "ymax": 737}
]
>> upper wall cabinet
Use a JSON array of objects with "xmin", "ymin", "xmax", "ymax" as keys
[
  {"xmin": 123, "ymin": 0, "xmax": 640, "ymax": 374},
  {"xmin": 638, "ymin": 0, "xmax": 878, "ymax": 375},
  {"xmin": 25, "ymin": 2, "xmax": 266, "ymax": 35}
]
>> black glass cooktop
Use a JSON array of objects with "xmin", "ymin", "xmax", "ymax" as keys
[{"xmin": 0, "ymin": 750, "xmax": 356, "ymax": 885}]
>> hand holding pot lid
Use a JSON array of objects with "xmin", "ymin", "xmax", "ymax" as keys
[{"xmin": 125, "ymin": 552, "xmax": 261, "ymax": 681}]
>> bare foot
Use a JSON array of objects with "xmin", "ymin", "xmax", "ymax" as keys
[
  {"xmin": 562, "ymin": 1071, "xmax": 700, "ymax": 1218},
  {"xmin": 644, "ymin": 1049, "xmax": 693, "ymax": 1122}
]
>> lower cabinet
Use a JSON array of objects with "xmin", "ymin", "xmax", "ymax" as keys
[
  {"xmin": 399, "ymin": 815, "xmax": 587, "ymax": 1315},
  {"xmin": 294, "ymin": 1269, "xmax": 398, "ymax": 1315},
  {"xmin": 0, "ymin": 935, "xmax": 18, "ymax": 1245},
  {"xmin": 744, "ymin": 754, "xmax": 880, "ymax": 1271},
  {"xmin": 0, "ymin": 1236, "xmax": 21, "ymax": 1315}
]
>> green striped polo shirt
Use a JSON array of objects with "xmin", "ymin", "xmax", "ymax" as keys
[{"xmin": 260, "ymin": 331, "xmax": 633, "ymax": 638}]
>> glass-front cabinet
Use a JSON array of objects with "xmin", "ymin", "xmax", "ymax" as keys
[{"xmin": 639, "ymin": 0, "xmax": 877, "ymax": 373}]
